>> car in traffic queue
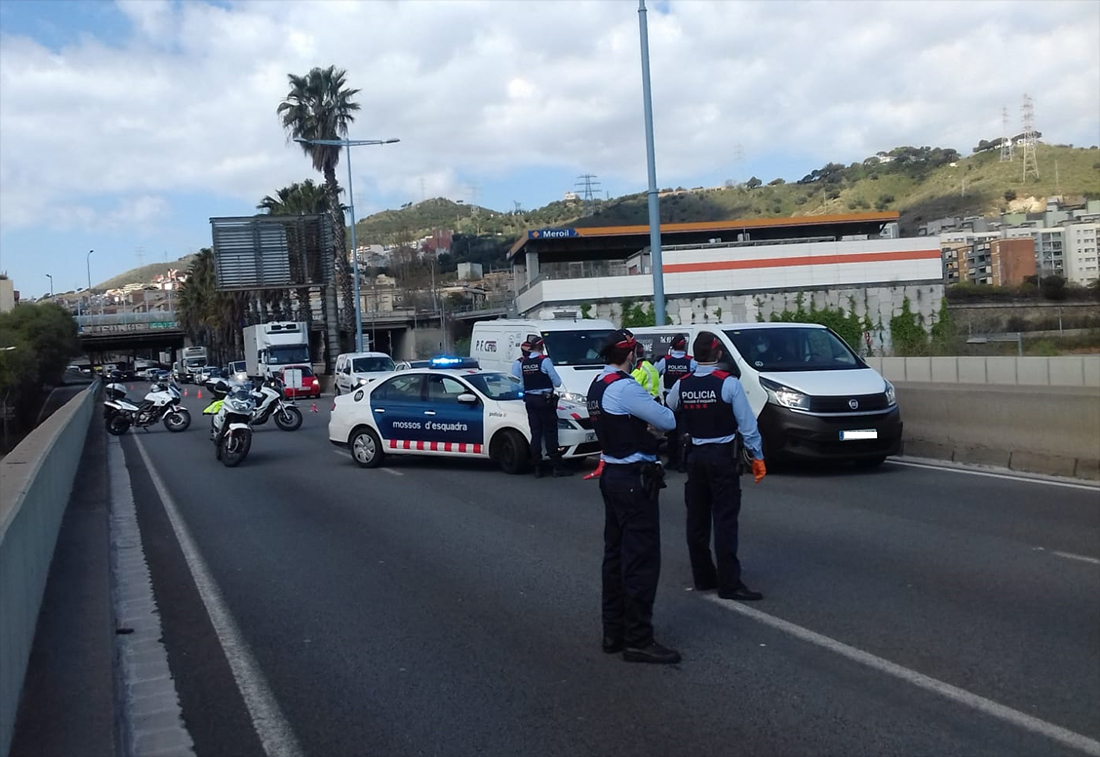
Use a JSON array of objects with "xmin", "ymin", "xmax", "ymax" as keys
[
  {"xmin": 333, "ymin": 351, "xmax": 397, "ymax": 395},
  {"xmin": 279, "ymin": 365, "xmax": 321, "ymax": 399},
  {"xmin": 328, "ymin": 359, "xmax": 600, "ymax": 474}
]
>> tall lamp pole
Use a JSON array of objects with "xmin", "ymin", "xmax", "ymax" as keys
[
  {"xmin": 46, "ymin": 273, "xmax": 53, "ymax": 298},
  {"xmin": 294, "ymin": 137, "xmax": 399, "ymax": 353},
  {"xmin": 86, "ymin": 249, "xmax": 97, "ymax": 315},
  {"xmin": 638, "ymin": 0, "xmax": 666, "ymax": 326}
]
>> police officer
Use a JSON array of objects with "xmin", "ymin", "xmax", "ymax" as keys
[
  {"xmin": 631, "ymin": 343, "xmax": 661, "ymax": 399},
  {"xmin": 588, "ymin": 328, "xmax": 680, "ymax": 664},
  {"xmin": 653, "ymin": 334, "xmax": 696, "ymax": 471},
  {"xmin": 511, "ymin": 336, "xmax": 573, "ymax": 477},
  {"xmin": 666, "ymin": 331, "xmax": 767, "ymax": 602}
]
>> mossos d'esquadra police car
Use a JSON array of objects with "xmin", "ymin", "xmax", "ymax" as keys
[{"xmin": 328, "ymin": 359, "xmax": 600, "ymax": 473}]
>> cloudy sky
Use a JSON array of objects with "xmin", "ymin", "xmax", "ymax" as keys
[{"xmin": 1, "ymin": 0, "xmax": 1097, "ymax": 297}]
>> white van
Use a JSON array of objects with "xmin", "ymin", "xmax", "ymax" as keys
[
  {"xmin": 631, "ymin": 323, "xmax": 901, "ymax": 467},
  {"xmin": 334, "ymin": 351, "xmax": 397, "ymax": 395},
  {"xmin": 471, "ymin": 318, "xmax": 617, "ymax": 405}
]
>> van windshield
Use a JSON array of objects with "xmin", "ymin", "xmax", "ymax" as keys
[
  {"xmin": 724, "ymin": 327, "xmax": 862, "ymax": 372},
  {"xmin": 541, "ymin": 330, "xmax": 613, "ymax": 366},
  {"xmin": 352, "ymin": 356, "xmax": 396, "ymax": 373}
]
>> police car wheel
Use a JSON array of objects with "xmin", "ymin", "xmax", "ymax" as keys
[
  {"xmin": 350, "ymin": 427, "xmax": 383, "ymax": 468},
  {"xmin": 492, "ymin": 429, "xmax": 529, "ymax": 475}
]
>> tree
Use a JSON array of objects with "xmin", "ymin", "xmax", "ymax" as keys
[
  {"xmin": 176, "ymin": 249, "xmax": 250, "ymax": 365},
  {"xmin": 745, "ymin": 176, "xmax": 762, "ymax": 190},
  {"xmin": 278, "ymin": 66, "xmax": 362, "ymax": 347},
  {"xmin": 0, "ymin": 302, "xmax": 79, "ymax": 439}
]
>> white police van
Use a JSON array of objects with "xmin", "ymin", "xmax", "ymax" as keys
[
  {"xmin": 328, "ymin": 358, "xmax": 599, "ymax": 473},
  {"xmin": 470, "ymin": 317, "xmax": 616, "ymax": 405},
  {"xmin": 632, "ymin": 322, "xmax": 901, "ymax": 467}
]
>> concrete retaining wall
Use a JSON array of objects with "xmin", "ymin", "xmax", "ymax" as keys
[
  {"xmin": 896, "ymin": 382, "xmax": 1100, "ymax": 479},
  {"xmin": 867, "ymin": 355, "xmax": 1100, "ymax": 388},
  {"xmin": 0, "ymin": 385, "xmax": 96, "ymax": 757}
]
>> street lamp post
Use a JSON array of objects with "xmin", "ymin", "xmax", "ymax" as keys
[
  {"xmin": 46, "ymin": 274, "xmax": 53, "ymax": 298},
  {"xmin": 637, "ymin": 0, "xmax": 666, "ymax": 327},
  {"xmin": 294, "ymin": 136, "xmax": 399, "ymax": 353},
  {"xmin": 86, "ymin": 249, "xmax": 98, "ymax": 316}
]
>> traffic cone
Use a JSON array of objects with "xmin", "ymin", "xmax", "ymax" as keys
[
  {"xmin": 583, "ymin": 459, "xmax": 605, "ymax": 480},
  {"xmin": 197, "ymin": 389, "xmax": 202, "ymax": 400},
  {"xmin": 311, "ymin": 403, "xmax": 318, "ymax": 413},
  {"xmin": 129, "ymin": 385, "xmax": 134, "ymax": 391},
  {"xmin": 184, "ymin": 388, "xmax": 189, "ymax": 397}
]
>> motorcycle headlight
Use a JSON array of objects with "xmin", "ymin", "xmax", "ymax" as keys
[
  {"xmin": 559, "ymin": 391, "xmax": 587, "ymax": 404},
  {"xmin": 759, "ymin": 377, "xmax": 811, "ymax": 411},
  {"xmin": 884, "ymin": 380, "xmax": 896, "ymax": 406}
]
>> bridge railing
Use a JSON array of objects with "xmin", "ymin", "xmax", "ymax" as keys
[{"xmin": 76, "ymin": 312, "xmax": 178, "ymax": 334}]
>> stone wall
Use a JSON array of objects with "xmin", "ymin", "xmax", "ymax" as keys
[{"xmin": 946, "ymin": 300, "xmax": 1100, "ymax": 334}]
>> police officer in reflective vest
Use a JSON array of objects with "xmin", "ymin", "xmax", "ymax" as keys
[
  {"xmin": 631, "ymin": 343, "xmax": 661, "ymax": 398},
  {"xmin": 511, "ymin": 336, "xmax": 573, "ymax": 477},
  {"xmin": 588, "ymin": 329, "xmax": 680, "ymax": 664},
  {"xmin": 654, "ymin": 334, "xmax": 696, "ymax": 471},
  {"xmin": 666, "ymin": 331, "xmax": 767, "ymax": 601}
]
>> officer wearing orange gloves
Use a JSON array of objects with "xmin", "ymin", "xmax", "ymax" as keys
[{"xmin": 666, "ymin": 331, "xmax": 767, "ymax": 602}]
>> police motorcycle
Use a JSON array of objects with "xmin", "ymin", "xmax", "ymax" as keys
[
  {"xmin": 202, "ymin": 375, "xmax": 256, "ymax": 467},
  {"xmin": 250, "ymin": 376, "xmax": 303, "ymax": 432},
  {"xmin": 103, "ymin": 380, "xmax": 191, "ymax": 436}
]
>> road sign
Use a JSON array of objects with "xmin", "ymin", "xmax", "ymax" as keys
[{"xmin": 528, "ymin": 228, "xmax": 578, "ymax": 240}]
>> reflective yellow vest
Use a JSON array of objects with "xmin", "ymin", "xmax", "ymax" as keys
[{"xmin": 632, "ymin": 360, "xmax": 661, "ymax": 398}]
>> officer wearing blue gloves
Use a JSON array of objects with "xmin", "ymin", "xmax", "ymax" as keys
[
  {"xmin": 588, "ymin": 328, "xmax": 680, "ymax": 665},
  {"xmin": 653, "ymin": 333, "xmax": 697, "ymax": 471},
  {"xmin": 512, "ymin": 336, "xmax": 572, "ymax": 478},
  {"xmin": 666, "ymin": 331, "xmax": 767, "ymax": 602}
]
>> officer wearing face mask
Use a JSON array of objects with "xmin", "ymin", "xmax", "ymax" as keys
[
  {"xmin": 653, "ymin": 334, "xmax": 696, "ymax": 471},
  {"xmin": 667, "ymin": 331, "xmax": 767, "ymax": 602},
  {"xmin": 512, "ymin": 336, "xmax": 572, "ymax": 477},
  {"xmin": 588, "ymin": 329, "xmax": 680, "ymax": 664}
]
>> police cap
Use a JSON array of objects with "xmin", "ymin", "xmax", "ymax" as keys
[
  {"xmin": 600, "ymin": 328, "xmax": 637, "ymax": 356},
  {"xmin": 671, "ymin": 333, "xmax": 688, "ymax": 351},
  {"xmin": 528, "ymin": 336, "xmax": 545, "ymax": 351}
]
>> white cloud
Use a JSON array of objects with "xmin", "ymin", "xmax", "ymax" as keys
[{"xmin": 0, "ymin": 0, "xmax": 1097, "ymax": 235}]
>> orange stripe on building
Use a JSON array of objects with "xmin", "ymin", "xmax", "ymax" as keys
[{"xmin": 664, "ymin": 248, "xmax": 940, "ymax": 275}]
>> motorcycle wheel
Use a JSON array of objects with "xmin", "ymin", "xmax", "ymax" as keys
[
  {"xmin": 105, "ymin": 415, "xmax": 130, "ymax": 436},
  {"xmin": 220, "ymin": 429, "xmax": 252, "ymax": 467},
  {"xmin": 274, "ymin": 405, "xmax": 303, "ymax": 432},
  {"xmin": 164, "ymin": 408, "xmax": 191, "ymax": 432}
]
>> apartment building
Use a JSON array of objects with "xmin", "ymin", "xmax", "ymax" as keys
[
  {"xmin": 1063, "ymin": 223, "xmax": 1099, "ymax": 285},
  {"xmin": 990, "ymin": 238, "xmax": 1037, "ymax": 286}
]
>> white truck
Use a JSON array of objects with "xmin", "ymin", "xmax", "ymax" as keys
[
  {"xmin": 175, "ymin": 346, "xmax": 208, "ymax": 383},
  {"xmin": 243, "ymin": 322, "xmax": 311, "ymax": 381},
  {"xmin": 470, "ymin": 317, "xmax": 616, "ymax": 405}
]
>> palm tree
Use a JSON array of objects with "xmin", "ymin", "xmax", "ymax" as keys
[
  {"xmin": 257, "ymin": 180, "xmax": 331, "ymax": 324},
  {"xmin": 277, "ymin": 66, "xmax": 361, "ymax": 348}
]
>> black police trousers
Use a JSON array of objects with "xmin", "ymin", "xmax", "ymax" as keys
[
  {"xmin": 600, "ymin": 462, "xmax": 661, "ymax": 647},
  {"xmin": 684, "ymin": 442, "xmax": 743, "ymax": 591},
  {"xmin": 524, "ymin": 395, "xmax": 562, "ymax": 464}
]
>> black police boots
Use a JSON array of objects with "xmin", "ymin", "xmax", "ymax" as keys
[
  {"xmin": 719, "ymin": 582, "xmax": 764, "ymax": 601},
  {"xmin": 623, "ymin": 641, "xmax": 682, "ymax": 665},
  {"xmin": 551, "ymin": 463, "xmax": 573, "ymax": 477}
]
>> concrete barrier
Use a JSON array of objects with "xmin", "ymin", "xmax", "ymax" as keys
[
  {"xmin": 0, "ymin": 384, "xmax": 96, "ymax": 757},
  {"xmin": 896, "ymin": 382, "xmax": 1100, "ymax": 480},
  {"xmin": 865, "ymin": 355, "xmax": 1100, "ymax": 388}
]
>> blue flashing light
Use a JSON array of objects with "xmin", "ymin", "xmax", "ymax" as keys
[{"xmin": 429, "ymin": 356, "xmax": 464, "ymax": 367}]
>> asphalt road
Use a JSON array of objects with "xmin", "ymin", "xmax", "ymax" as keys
[{"xmin": 114, "ymin": 386, "xmax": 1100, "ymax": 757}]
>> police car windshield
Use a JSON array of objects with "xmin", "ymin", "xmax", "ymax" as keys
[
  {"xmin": 464, "ymin": 372, "xmax": 523, "ymax": 401},
  {"xmin": 725, "ymin": 327, "xmax": 861, "ymax": 372},
  {"xmin": 540, "ymin": 330, "xmax": 613, "ymax": 366},
  {"xmin": 352, "ymin": 356, "xmax": 395, "ymax": 372}
]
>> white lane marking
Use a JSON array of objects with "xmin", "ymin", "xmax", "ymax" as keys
[
  {"xmin": 134, "ymin": 436, "xmax": 304, "ymax": 757},
  {"xmin": 1052, "ymin": 551, "xmax": 1100, "ymax": 566},
  {"xmin": 887, "ymin": 459, "xmax": 1100, "ymax": 492},
  {"xmin": 701, "ymin": 595, "xmax": 1100, "ymax": 756},
  {"xmin": 332, "ymin": 448, "xmax": 402, "ymax": 475}
]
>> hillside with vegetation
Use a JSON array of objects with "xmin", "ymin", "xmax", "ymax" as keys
[
  {"xmin": 93, "ymin": 255, "xmax": 195, "ymax": 292},
  {"xmin": 355, "ymin": 143, "xmax": 1100, "ymax": 252}
]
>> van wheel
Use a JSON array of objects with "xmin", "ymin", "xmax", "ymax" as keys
[
  {"xmin": 349, "ymin": 427, "xmax": 383, "ymax": 468},
  {"xmin": 492, "ymin": 429, "xmax": 529, "ymax": 475}
]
